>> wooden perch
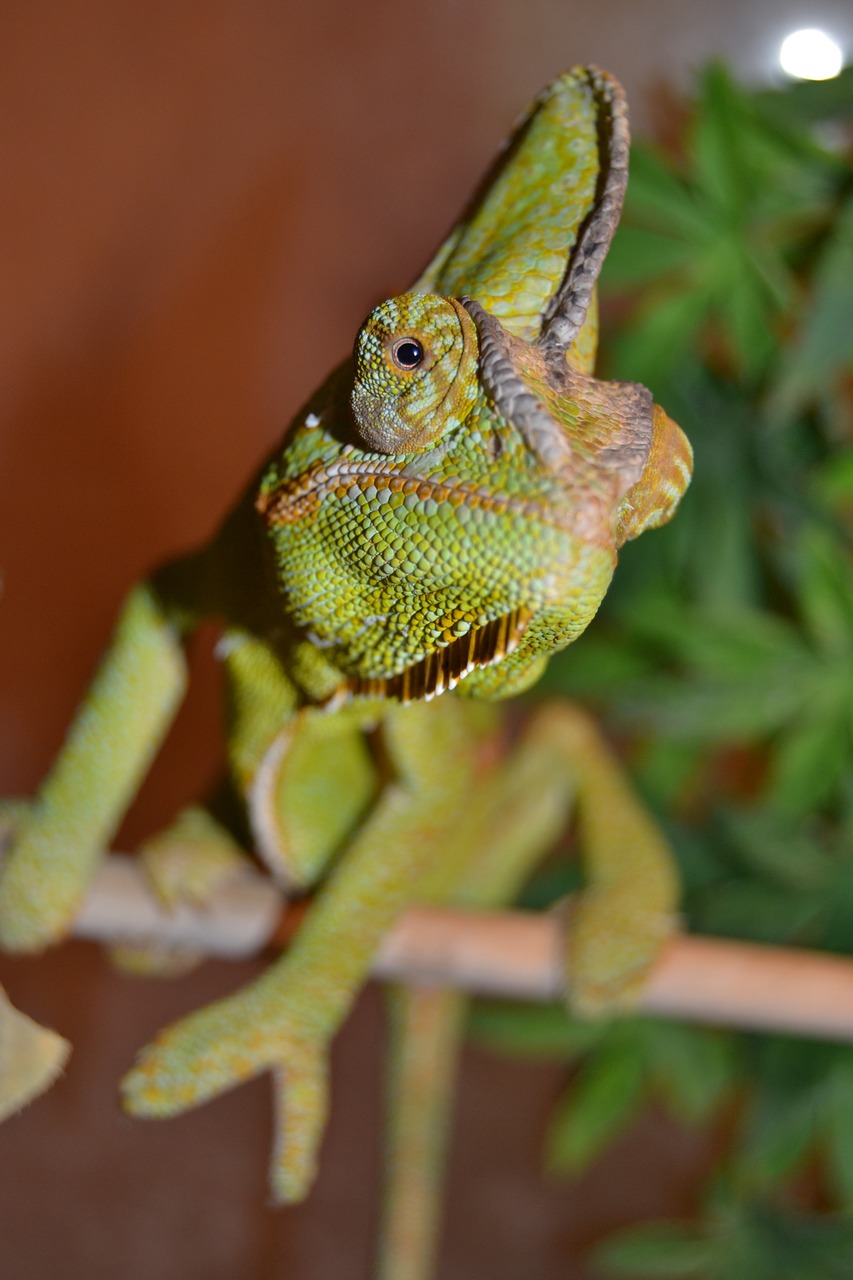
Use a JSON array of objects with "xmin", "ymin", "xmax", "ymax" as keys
[{"xmin": 71, "ymin": 855, "xmax": 853, "ymax": 1044}]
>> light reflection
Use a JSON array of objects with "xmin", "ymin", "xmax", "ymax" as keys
[{"xmin": 779, "ymin": 28, "xmax": 844, "ymax": 81}]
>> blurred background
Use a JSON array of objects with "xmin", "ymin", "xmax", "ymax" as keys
[{"xmin": 1, "ymin": 3, "xmax": 851, "ymax": 1278}]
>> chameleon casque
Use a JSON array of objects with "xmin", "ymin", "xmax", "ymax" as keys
[{"xmin": 0, "ymin": 66, "xmax": 691, "ymax": 1275}]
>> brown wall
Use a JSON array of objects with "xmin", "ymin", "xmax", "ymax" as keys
[{"xmin": 1, "ymin": 3, "xmax": 850, "ymax": 1277}]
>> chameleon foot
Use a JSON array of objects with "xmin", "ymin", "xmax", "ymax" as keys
[
  {"xmin": 120, "ymin": 985, "xmax": 329, "ymax": 1203},
  {"xmin": 138, "ymin": 807, "xmax": 247, "ymax": 910},
  {"xmin": 108, "ymin": 942, "xmax": 205, "ymax": 978},
  {"xmin": 566, "ymin": 884, "xmax": 677, "ymax": 1016},
  {"xmin": 107, "ymin": 808, "xmax": 248, "ymax": 977}
]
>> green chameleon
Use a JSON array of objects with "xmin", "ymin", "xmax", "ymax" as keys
[{"xmin": 0, "ymin": 66, "xmax": 691, "ymax": 1277}]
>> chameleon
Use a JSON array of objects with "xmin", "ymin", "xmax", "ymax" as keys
[{"xmin": 0, "ymin": 66, "xmax": 691, "ymax": 1277}]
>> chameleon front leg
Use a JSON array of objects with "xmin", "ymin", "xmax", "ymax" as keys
[
  {"xmin": 121, "ymin": 697, "xmax": 476, "ymax": 1202},
  {"xmin": 0, "ymin": 584, "xmax": 187, "ymax": 951}
]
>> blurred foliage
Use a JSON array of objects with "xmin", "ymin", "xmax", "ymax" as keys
[
  {"xmin": 472, "ymin": 63, "xmax": 853, "ymax": 1274},
  {"xmin": 594, "ymin": 1194, "xmax": 853, "ymax": 1280}
]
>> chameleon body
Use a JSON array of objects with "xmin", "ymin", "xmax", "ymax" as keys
[{"xmin": 0, "ymin": 67, "xmax": 691, "ymax": 1274}]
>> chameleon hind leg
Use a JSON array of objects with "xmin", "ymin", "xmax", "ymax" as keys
[
  {"xmin": 533, "ymin": 702, "xmax": 680, "ymax": 1014},
  {"xmin": 373, "ymin": 700, "xmax": 679, "ymax": 1280},
  {"xmin": 452, "ymin": 699, "xmax": 679, "ymax": 1014},
  {"xmin": 121, "ymin": 696, "xmax": 478, "ymax": 1202}
]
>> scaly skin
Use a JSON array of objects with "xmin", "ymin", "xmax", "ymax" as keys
[{"xmin": 0, "ymin": 66, "xmax": 691, "ymax": 1276}]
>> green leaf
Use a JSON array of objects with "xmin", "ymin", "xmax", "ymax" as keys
[
  {"xmin": 795, "ymin": 523, "xmax": 853, "ymax": 657},
  {"xmin": 516, "ymin": 860, "xmax": 582, "ymax": 910},
  {"xmin": 468, "ymin": 1000, "xmax": 603, "ymax": 1060},
  {"xmin": 716, "ymin": 244, "xmax": 780, "ymax": 377},
  {"xmin": 596, "ymin": 1198, "xmax": 853, "ymax": 1280},
  {"xmin": 721, "ymin": 807, "xmax": 828, "ymax": 890},
  {"xmin": 766, "ymin": 710, "xmax": 851, "ymax": 818},
  {"xmin": 645, "ymin": 1021, "xmax": 737, "ymax": 1125},
  {"xmin": 770, "ymin": 196, "xmax": 853, "ymax": 419},
  {"xmin": 611, "ymin": 289, "xmax": 712, "ymax": 390},
  {"xmin": 593, "ymin": 1223, "xmax": 713, "ymax": 1277},
  {"xmin": 735, "ymin": 1040, "xmax": 829, "ymax": 1188},
  {"xmin": 633, "ymin": 738, "xmax": 705, "ymax": 810},
  {"xmin": 813, "ymin": 450, "xmax": 853, "ymax": 513},
  {"xmin": 692, "ymin": 64, "xmax": 755, "ymax": 221},
  {"xmin": 693, "ymin": 880, "xmax": 817, "ymax": 946},
  {"xmin": 670, "ymin": 824, "xmax": 729, "ymax": 899},
  {"xmin": 754, "ymin": 66, "xmax": 853, "ymax": 131},
  {"xmin": 737, "ymin": 1202, "xmax": 853, "ymax": 1280},
  {"xmin": 603, "ymin": 225, "xmax": 698, "ymax": 288},
  {"xmin": 627, "ymin": 606, "xmax": 808, "ymax": 680},
  {"xmin": 540, "ymin": 630, "xmax": 657, "ymax": 700},
  {"xmin": 810, "ymin": 852, "xmax": 853, "ymax": 955},
  {"xmin": 823, "ymin": 1066, "xmax": 853, "ymax": 1207},
  {"xmin": 619, "ymin": 675, "xmax": 807, "ymax": 744},
  {"xmin": 546, "ymin": 1040, "xmax": 645, "ymax": 1174},
  {"xmin": 623, "ymin": 145, "xmax": 711, "ymax": 243}
]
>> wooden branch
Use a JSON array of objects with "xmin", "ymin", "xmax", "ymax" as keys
[
  {"xmin": 73, "ymin": 856, "xmax": 282, "ymax": 958},
  {"xmin": 70, "ymin": 855, "xmax": 853, "ymax": 1044},
  {"xmin": 375, "ymin": 908, "xmax": 853, "ymax": 1043}
]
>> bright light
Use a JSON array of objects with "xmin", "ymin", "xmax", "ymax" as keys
[{"xmin": 779, "ymin": 28, "xmax": 844, "ymax": 80}]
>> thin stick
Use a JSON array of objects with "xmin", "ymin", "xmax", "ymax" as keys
[
  {"xmin": 375, "ymin": 907, "xmax": 853, "ymax": 1043},
  {"xmin": 72, "ymin": 856, "xmax": 282, "ymax": 958},
  {"xmin": 71, "ymin": 856, "xmax": 853, "ymax": 1044}
]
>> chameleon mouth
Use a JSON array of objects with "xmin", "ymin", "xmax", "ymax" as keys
[{"xmin": 344, "ymin": 606, "xmax": 532, "ymax": 704}]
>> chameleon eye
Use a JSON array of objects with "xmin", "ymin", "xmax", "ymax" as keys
[
  {"xmin": 391, "ymin": 338, "xmax": 424, "ymax": 371},
  {"xmin": 351, "ymin": 293, "xmax": 478, "ymax": 452}
]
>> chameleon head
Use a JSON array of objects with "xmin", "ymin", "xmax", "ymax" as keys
[
  {"xmin": 255, "ymin": 66, "xmax": 693, "ymax": 702},
  {"xmin": 257, "ymin": 289, "xmax": 692, "ymax": 704}
]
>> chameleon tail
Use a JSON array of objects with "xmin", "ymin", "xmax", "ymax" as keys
[{"xmin": 375, "ymin": 985, "xmax": 466, "ymax": 1280}]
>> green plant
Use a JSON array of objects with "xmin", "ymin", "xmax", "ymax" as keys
[{"xmin": 474, "ymin": 62, "xmax": 853, "ymax": 1275}]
